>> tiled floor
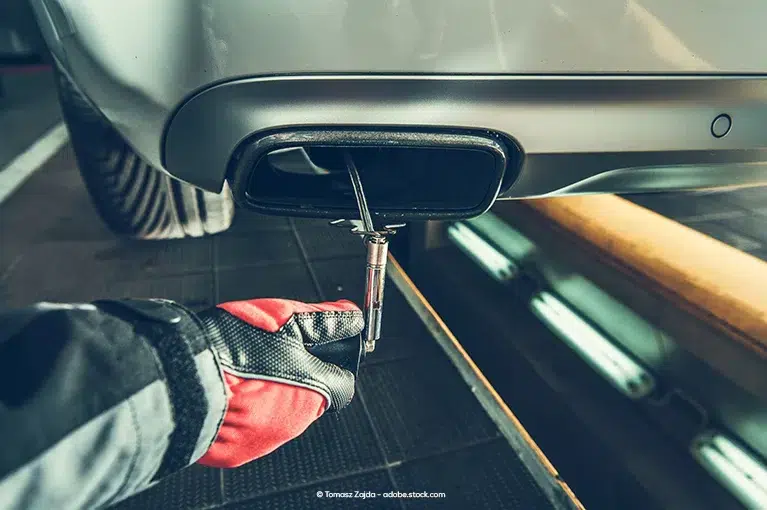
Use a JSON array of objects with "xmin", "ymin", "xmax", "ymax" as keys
[
  {"xmin": 0, "ymin": 69, "xmax": 61, "ymax": 170},
  {"xmin": 0, "ymin": 146, "xmax": 558, "ymax": 510}
]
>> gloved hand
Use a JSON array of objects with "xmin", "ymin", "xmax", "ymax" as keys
[{"xmin": 195, "ymin": 298, "xmax": 364, "ymax": 468}]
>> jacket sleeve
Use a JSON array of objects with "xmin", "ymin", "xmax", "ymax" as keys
[{"xmin": 0, "ymin": 300, "xmax": 228, "ymax": 510}]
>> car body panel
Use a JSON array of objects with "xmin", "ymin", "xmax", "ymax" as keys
[
  {"xmin": 28, "ymin": 0, "xmax": 767, "ymax": 192},
  {"xmin": 165, "ymin": 74, "xmax": 767, "ymax": 195}
]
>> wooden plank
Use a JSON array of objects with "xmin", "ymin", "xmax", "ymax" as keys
[{"xmin": 523, "ymin": 195, "xmax": 767, "ymax": 352}]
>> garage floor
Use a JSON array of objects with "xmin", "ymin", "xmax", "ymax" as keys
[
  {"xmin": 2, "ymin": 68, "xmax": 763, "ymax": 510},
  {"xmin": 0, "ymin": 147, "xmax": 562, "ymax": 510},
  {"xmin": 0, "ymin": 69, "xmax": 61, "ymax": 170}
]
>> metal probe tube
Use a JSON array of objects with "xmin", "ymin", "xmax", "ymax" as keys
[{"xmin": 363, "ymin": 235, "xmax": 389, "ymax": 353}]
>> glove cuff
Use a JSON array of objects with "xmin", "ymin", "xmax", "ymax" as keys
[{"xmin": 94, "ymin": 299, "xmax": 228, "ymax": 478}]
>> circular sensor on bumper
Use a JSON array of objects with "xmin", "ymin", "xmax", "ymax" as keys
[{"xmin": 711, "ymin": 114, "xmax": 732, "ymax": 138}]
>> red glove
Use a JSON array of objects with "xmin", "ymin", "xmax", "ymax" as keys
[{"xmin": 195, "ymin": 299, "xmax": 363, "ymax": 468}]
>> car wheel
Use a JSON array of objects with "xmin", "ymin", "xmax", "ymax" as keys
[{"xmin": 54, "ymin": 68, "xmax": 234, "ymax": 240}]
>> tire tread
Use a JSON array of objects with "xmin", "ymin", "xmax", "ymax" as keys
[{"xmin": 53, "ymin": 68, "xmax": 233, "ymax": 240}]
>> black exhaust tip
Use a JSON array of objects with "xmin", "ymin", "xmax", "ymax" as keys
[{"xmin": 227, "ymin": 128, "xmax": 520, "ymax": 221}]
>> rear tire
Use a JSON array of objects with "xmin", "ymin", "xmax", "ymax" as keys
[{"xmin": 54, "ymin": 68, "xmax": 234, "ymax": 240}]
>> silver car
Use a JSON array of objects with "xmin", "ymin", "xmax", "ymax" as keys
[{"xmin": 16, "ymin": 0, "xmax": 767, "ymax": 238}]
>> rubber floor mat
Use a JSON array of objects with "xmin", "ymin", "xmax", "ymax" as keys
[
  {"xmin": 224, "ymin": 471, "xmax": 399, "ymax": 510},
  {"xmin": 358, "ymin": 355, "xmax": 500, "ymax": 463},
  {"xmin": 392, "ymin": 438, "xmax": 553, "ymax": 510}
]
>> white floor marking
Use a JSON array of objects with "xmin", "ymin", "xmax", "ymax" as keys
[{"xmin": 0, "ymin": 122, "xmax": 69, "ymax": 205}]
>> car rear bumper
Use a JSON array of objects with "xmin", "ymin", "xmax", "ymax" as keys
[
  {"xmin": 31, "ymin": 0, "xmax": 767, "ymax": 186},
  {"xmin": 165, "ymin": 74, "xmax": 767, "ymax": 199}
]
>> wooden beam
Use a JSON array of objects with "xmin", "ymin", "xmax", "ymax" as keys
[{"xmin": 523, "ymin": 195, "xmax": 767, "ymax": 353}]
